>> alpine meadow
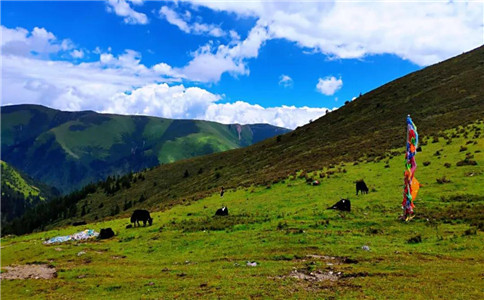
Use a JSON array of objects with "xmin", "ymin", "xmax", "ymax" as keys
[{"xmin": 1, "ymin": 1, "xmax": 483, "ymax": 299}]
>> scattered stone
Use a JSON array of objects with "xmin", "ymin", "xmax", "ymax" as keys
[
  {"xmin": 77, "ymin": 251, "xmax": 86, "ymax": 256},
  {"xmin": 111, "ymin": 255, "xmax": 127, "ymax": 260},
  {"xmin": 246, "ymin": 261, "xmax": 258, "ymax": 267},
  {"xmin": 54, "ymin": 248, "xmax": 63, "ymax": 252},
  {"xmin": 289, "ymin": 270, "xmax": 340, "ymax": 282},
  {"xmin": 362, "ymin": 245, "xmax": 371, "ymax": 251},
  {"xmin": 0, "ymin": 264, "xmax": 57, "ymax": 280},
  {"xmin": 77, "ymin": 274, "xmax": 86, "ymax": 279}
]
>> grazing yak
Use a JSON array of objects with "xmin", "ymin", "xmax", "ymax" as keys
[
  {"xmin": 130, "ymin": 209, "xmax": 153, "ymax": 227},
  {"xmin": 327, "ymin": 199, "xmax": 351, "ymax": 212},
  {"xmin": 215, "ymin": 206, "xmax": 229, "ymax": 216},
  {"xmin": 356, "ymin": 180, "xmax": 369, "ymax": 195}
]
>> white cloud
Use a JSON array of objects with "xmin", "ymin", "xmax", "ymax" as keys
[
  {"xmin": 107, "ymin": 83, "xmax": 220, "ymax": 118},
  {"xmin": 278, "ymin": 74, "xmax": 293, "ymax": 88},
  {"xmin": 71, "ymin": 49, "xmax": 85, "ymax": 59},
  {"xmin": 2, "ymin": 25, "xmax": 329, "ymax": 129},
  {"xmin": 316, "ymin": 76, "xmax": 343, "ymax": 96},
  {"xmin": 204, "ymin": 101, "xmax": 329, "ymax": 129},
  {"xmin": 182, "ymin": 1, "xmax": 483, "ymax": 66},
  {"xmin": 2, "ymin": 26, "xmax": 179, "ymax": 111},
  {"xmin": 1, "ymin": 25, "xmax": 73, "ymax": 57},
  {"xmin": 159, "ymin": 6, "xmax": 226, "ymax": 37},
  {"xmin": 106, "ymin": 0, "xmax": 148, "ymax": 25},
  {"xmin": 109, "ymin": 84, "xmax": 330, "ymax": 129},
  {"xmin": 178, "ymin": 22, "xmax": 270, "ymax": 82},
  {"xmin": 229, "ymin": 30, "xmax": 240, "ymax": 41},
  {"xmin": 159, "ymin": 6, "xmax": 190, "ymax": 33}
]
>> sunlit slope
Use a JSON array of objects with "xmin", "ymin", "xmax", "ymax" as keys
[{"xmin": 1, "ymin": 160, "xmax": 59, "ymax": 225}]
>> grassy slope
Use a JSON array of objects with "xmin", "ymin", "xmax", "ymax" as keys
[
  {"xmin": 44, "ymin": 46, "xmax": 484, "ymax": 226},
  {"xmin": 1, "ymin": 161, "xmax": 42, "ymax": 199},
  {"xmin": 1, "ymin": 125, "xmax": 483, "ymax": 299}
]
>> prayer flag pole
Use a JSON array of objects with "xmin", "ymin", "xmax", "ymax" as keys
[{"xmin": 402, "ymin": 115, "xmax": 420, "ymax": 221}]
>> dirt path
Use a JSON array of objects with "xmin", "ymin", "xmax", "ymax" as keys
[{"xmin": 0, "ymin": 264, "xmax": 57, "ymax": 280}]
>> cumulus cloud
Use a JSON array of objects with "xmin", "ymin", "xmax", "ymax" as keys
[
  {"xmin": 106, "ymin": 0, "xmax": 148, "ymax": 25},
  {"xmin": 109, "ymin": 84, "xmax": 329, "ymax": 129},
  {"xmin": 279, "ymin": 74, "xmax": 293, "ymax": 88},
  {"xmin": 159, "ymin": 6, "xmax": 226, "ymax": 37},
  {"xmin": 182, "ymin": 0, "xmax": 483, "ymax": 66},
  {"xmin": 1, "ymin": 26, "xmax": 179, "ymax": 110},
  {"xmin": 316, "ymin": 76, "xmax": 343, "ymax": 96},
  {"xmin": 204, "ymin": 101, "xmax": 329, "ymax": 129},
  {"xmin": 2, "ymin": 25, "xmax": 329, "ymax": 129},
  {"xmin": 179, "ymin": 22, "xmax": 270, "ymax": 82}
]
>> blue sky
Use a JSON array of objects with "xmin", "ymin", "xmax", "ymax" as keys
[{"xmin": 1, "ymin": 1, "xmax": 483, "ymax": 128}]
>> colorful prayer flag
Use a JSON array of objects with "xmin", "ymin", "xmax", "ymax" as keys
[{"xmin": 402, "ymin": 115, "xmax": 419, "ymax": 221}]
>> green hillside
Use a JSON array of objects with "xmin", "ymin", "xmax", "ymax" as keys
[
  {"xmin": 1, "ymin": 125, "xmax": 482, "ymax": 298},
  {"xmin": 1, "ymin": 160, "xmax": 59, "ymax": 225},
  {"xmin": 1, "ymin": 106, "xmax": 289, "ymax": 193}
]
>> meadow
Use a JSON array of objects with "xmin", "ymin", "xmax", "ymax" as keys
[{"xmin": 1, "ymin": 125, "xmax": 483, "ymax": 299}]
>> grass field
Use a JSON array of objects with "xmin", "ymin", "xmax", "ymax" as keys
[{"xmin": 1, "ymin": 126, "xmax": 483, "ymax": 299}]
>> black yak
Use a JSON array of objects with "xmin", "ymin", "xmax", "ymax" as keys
[
  {"xmin": 356, "ymin": 180, "xmax": 369, "ymax": 195},
  {"xmin": 130, "ymin": 209, "xmax": 153, "ymax": 226},
  {"xmin": 99, "ymin": 228, "xmax": 115, "ymax": 239},
  {"xmin": 327, "ymin": 199, "xmax": 351, "ymax": 212},
  {"xmin": 215, "ymin": 206, "xmax": 229, "ymax": 216}
]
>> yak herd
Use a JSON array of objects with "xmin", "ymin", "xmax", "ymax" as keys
[{"xmin": 76, "ymin": 180, "xmax": 370, "ymax": 238}]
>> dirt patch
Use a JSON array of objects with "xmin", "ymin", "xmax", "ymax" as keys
[
  {"xmin": 289, "ymin": 270, "xmax": 342, "ymax": 282},
  {"xmin": 0, "ymin": 264, "xmax": 57, "ymax": 280}
]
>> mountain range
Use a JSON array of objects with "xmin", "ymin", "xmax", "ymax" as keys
[{"xmin": 1, "ymin": 105, "xmax": 289, "ymax": 193}]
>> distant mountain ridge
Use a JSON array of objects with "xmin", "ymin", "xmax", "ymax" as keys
[{"xmin": 1, "ymin": 105, "xmax": 290, "ymax": 193}]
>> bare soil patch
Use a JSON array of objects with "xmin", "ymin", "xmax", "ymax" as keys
[
  {"xmin": 289, "ymin": 269, "xmax": 342, "ymax": 282},
  {"xmin": 0, "ymin": 264, "xmax": 57, "ymax": 280}
]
